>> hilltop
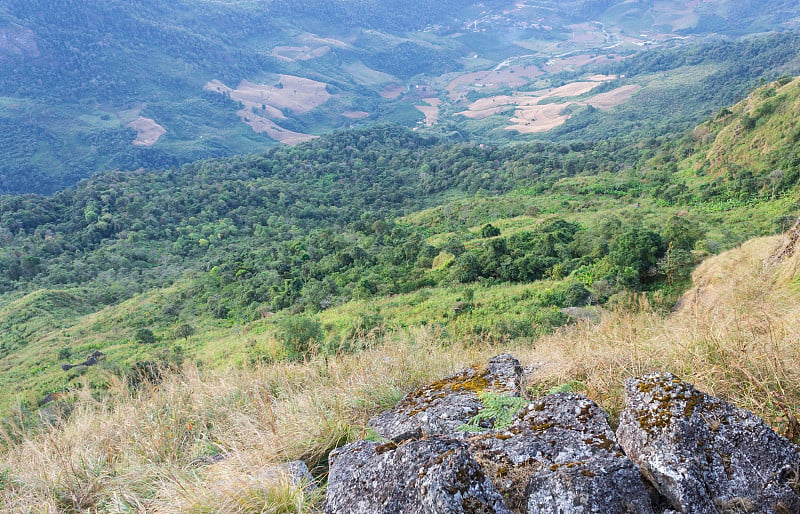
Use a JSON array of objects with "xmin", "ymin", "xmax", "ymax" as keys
[{"xmin": 1, "ymin": 193, "xmax": 798, "ymax": 511}]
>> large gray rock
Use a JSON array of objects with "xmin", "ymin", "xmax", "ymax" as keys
[
  {"xmin": 324, "ymin": 438, "xmax": 511, "ymax": 514},
  {"xmin": 369, "ymin": 354, "xmax": 523, "ymax": 440},
  {"xmin": 469, "ymin": 393, "xmax": 654, "ymax": 513},
  {"xmin": 617, "ymin": 372, "xmax": 800, "ymax": 514}
]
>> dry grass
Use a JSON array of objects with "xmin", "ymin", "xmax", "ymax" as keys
[
  {"xmin": 0, "ymin": 328, "xmax": 497, "ymax": 512},
  {"xmin": 530, "ymin": 235, "xmax": 800, "ymax": 429},
  {"xmin": 2, "ymin": 235, "xmax": 800, "ymax": 511}
]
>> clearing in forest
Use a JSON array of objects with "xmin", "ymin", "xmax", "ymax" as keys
[
  {"xmin": 415, "ymin": 98, "xmax": 441, "ymax": 126},
  {"xmin": 127, "ymin": 117, "xmax": 166, "ymax": 146},
  {"xmin": 446, "ymin": 65, "xmax": 543, "ymax": 100},
  {"xmin": 204, "ymin": 75, "xmax": 332, "ymax": 144},
  {"xmin": 456, "ymin": 75, "xmax": 641, "ymax": 133}
]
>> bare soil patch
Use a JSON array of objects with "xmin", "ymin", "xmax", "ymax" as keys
[
  {"xmin": 272, "ymin": 45, "xmax": 331, "ymax": 62},
  {"xmin": 566, "ymin": 22, "xmax": 607, "ymax": 45},
  {"xmin": 205, "ymin": 75, "xmax": 332, "ymax": 144},
  {"xmin": 457, "ymin": 76, "xmax": 640, "ymax": 134},
  {"xmin": 127, "ymin": 117, "xmax": 166, "ymax": 146},
  {"xmin": 380, "ymin": 84, "xmax": 406, "ymax": 99},
  {"xmin": 0, "ymin": 24, "xmax": 39, "ymax": 59},
  {"xmin": 342, "ymin": 111, "xmax": 369, "ymax": 119},
  {"xmin": 415, "ymin": 98, "xmax": 441, "ymax": 126},
  {"xmin": 585, "ymin": 85, "xmax": 642, "ymax": 109},
  {"xmin": 446, "ymin": 65, "xmax": 542, "ymax": 100}
]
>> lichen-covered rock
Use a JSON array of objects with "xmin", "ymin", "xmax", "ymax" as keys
[
  {"xmin": 369, "ymin": 354, "xmax": 523, "ymax": 440},
  {"xmin": 617, "ymin": 372, "xmax": 800, "ymax": 514},
  {"xmin": 324, "ymin": 438, "xmax": 511, "ymax": 514},
  {"xmin": 469, "ymin": 393, "xmax": 654, "ymax": 513}
]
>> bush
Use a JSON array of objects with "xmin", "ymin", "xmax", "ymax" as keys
[
  {"xmin": 277, "ymin": 316, "xmax": 323, "ymax": 359},
  {"xmin": 134, "ymin": 328, "xmax": 156, "ymax": 344},
  {"xmin": 562, "ymin": 282, "xmax": 592, "ymax": 307},
  {"xmin": 175, "ymin": 324, "xmax": 195, "ymax": 341},
  {"xmin": 480, "ymin": 223, "xmax": 501, "ymax": 238}
]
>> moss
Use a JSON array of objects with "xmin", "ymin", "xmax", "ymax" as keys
[{"xmin": 375, "ymin": 441, "xmax": 397, "ymax": 454}]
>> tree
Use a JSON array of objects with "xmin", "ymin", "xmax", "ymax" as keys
[
  {"xmin": 175, "ymin": 324, "xmax": 195, "ymax": 341},
  {"xmin": 610, "ymin": 227, "xmax": 665, "ymax": 276}
]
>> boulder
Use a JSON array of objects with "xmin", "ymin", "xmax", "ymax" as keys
[
  {"xmin": 324, "ymin": 438, "xmax": 511, "ymax": 514},
  {"xmin": 617, "ymin": 372, "xmax": 800, "ymax": 514},
  {"xmin": 369, "ymin": 354, "xmax": 523, "ymax": 440},
  {"xmin": 469, "ymin": 393, "xmax": 654, "ymax": 513}
]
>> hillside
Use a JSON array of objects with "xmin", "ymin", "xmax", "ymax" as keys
[
  {"xmin": 3, "ymin": 1, "xmax": 800, "ymax": 193},
  {"xmin": 2, "ymin": 206, "xmax": 799, "ymax": 511},
  {"xmin": 0, "ymin": 77, "xmax": 798, "ymax": 417}
]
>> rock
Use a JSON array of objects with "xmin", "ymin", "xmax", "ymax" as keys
[
  {"xmin": 369, "ymin": 354, "xmax": 523, "ymax": 440},
  {"xmin": 617, "ymin": 372, "xmax": 800, "ymax": 514},
  {"xmin": 324, "ymin": 438, "xmax": 510, "ymax": 514},
  {"xmin": 281, "ymin": 460, "xmax": 315, "ymax": 489},
  {"xmin": 469, "ymin": 393, "xmax": 654, "ymax": 513},
  {"xmin": 60, "ymin": 350, "xmax": 106, "ymax": 372}
]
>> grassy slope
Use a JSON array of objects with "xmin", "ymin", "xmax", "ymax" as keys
[
  {"xmin": 1, "ymin": 222, "xmax": 799, "ymax": 511},
  {"xmin": 2, "ymin": 74, "xmax": 800, "ymax": 512},
  {"xmin": 4, "ymin": 73, "xmax": 800, "ymax": 411}
]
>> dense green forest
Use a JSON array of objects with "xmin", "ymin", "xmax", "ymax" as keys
[{"xmin": 2, "ymin": 71, "xmax": 800, "ymax": 412}]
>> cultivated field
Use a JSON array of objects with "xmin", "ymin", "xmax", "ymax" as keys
[
  {"xmin": 456, "ymin": 75, "xmax": 641, "ymax": 133},
  {"xmin": 204, "ymin": 75, "xmax": 332, "ymax": 144},
  {"xmin": 446, "ymin": 65, "xmax": 542, "ymax": 100},
  {"xmin": 414, "ymin": 98, "xmax": 441, "ymax": 126},
  {"xmin": 127, "ymin": 117, "xmax": 166, "ymax": 146}
]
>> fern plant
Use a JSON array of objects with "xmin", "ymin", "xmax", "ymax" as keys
[{"xmin": 459, "ymin": 392, "xmax": 530, "ymax": 432}]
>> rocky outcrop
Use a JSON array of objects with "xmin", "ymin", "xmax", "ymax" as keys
[
  {"xmin": 324, "ymin": 358, "xmax": 800, "ymax": 513},
  {"xmin": 617, "ymin": 372, "xmax": 800, "ymax": 514},
  {"xmin": 471, "ymin": 393, "xmax": 653, "ymax": 513},
  {"xmin": 61, "ymin": 350, "xmax": 105, "ymax": 371},
  {"xmin": 369, "ymin": 353, "xmax": 523, "ymax": 440},
  {"xmin": 324, "ymin": 438, "xmax": 510, "ymax": 514}
]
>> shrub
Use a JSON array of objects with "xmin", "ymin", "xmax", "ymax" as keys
[
  {"xmin": 277, "ymin": 316, "xmax": 323, "ymax": 359},
  {"xmin": 480, "ymin": 223, "xmax": 501, "ymax": 238},
  {"xmin": 562, "ymin": 282, "xmax": 592, "ymax": 307},
  {"xmin": 135, "ymin": 328, "xmax": 156, "ymax": 344},
  {"xmin": 175, "ymin": 324, "xmax": 195, "ymax": 341}
]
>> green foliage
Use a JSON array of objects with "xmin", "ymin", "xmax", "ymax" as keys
[
  {"xmin": 480, "ymin": 223, "xmax": 501, "ymax": 238},
  {"xmin": 459, "ymin": 392, "xmax": 530, "ymax": 432},
  {"xmin": 609, "ymin": 227, "xmax": 665, "ymax": 276},
  {"xmin": 134, "ymin": 328, "xmax": 156, "ymax": 345},
  {"xmin": 175, "ymin": 324, "xmax": 195, "ymax": 341},
  {"xmin": 57, "ymin": 347, "xmax": 71, "ymax": 361},
  {"xmin": 277, "ymin": 317, "xmax": 323, "ymax": 359}
]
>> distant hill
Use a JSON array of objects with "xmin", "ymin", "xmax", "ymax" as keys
[{"xmin": 2, "ymin": 0, "xmax": 800, "ymax": 193}]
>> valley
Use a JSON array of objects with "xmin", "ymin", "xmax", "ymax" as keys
[{"xmin": 2, "ymin": 1, "xmax": 800, "ymax": 511}]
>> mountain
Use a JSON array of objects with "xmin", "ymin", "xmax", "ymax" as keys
[
  {"xmin": 3, "ymin": 0, "xmax": 800, "ymax": 193},
  {"xmin": 0, "ymin": 76, "xmax": 798, "ymax": 415}
]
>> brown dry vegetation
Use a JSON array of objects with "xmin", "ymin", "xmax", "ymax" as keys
[
  {"xmin": 2, "ymin": 234, "xmax": 800, "ymax": 511},
  {"xmin": 127, "ymin": 117, "xmax": 166, "ymax": 147},
  {"xmin": 457, "ymin": 76, "xmax": 639, "ymax": 133},
  {"xmin": 204, "ymin": 76, "xmax": 332, "ymax": 144},
  {"xmin": 446, "ymin": 65, "xmax": 543, "ymax": 100},
  {"xmin": 414, "ymin": 98, "xmax": 441, "ymax": 126}
]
